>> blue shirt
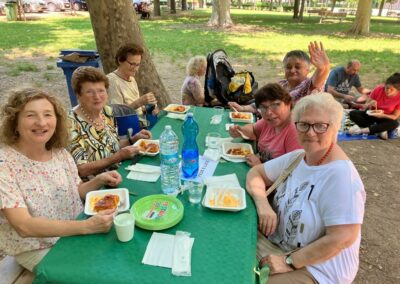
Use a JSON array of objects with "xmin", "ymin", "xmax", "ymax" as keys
[{"xmin": 325, "ymin": 66, "xmax": 361, "ymax": 94}]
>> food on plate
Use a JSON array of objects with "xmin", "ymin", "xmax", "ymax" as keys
[
  {"xmin": 167, "ymin": 105, "xmax": 186, "ymax": 112},
  {"xmin": 369, "ymin": 109, "xmax": 382, "ymax": 114},
  {"xmin": 91, "ymin": 194, "xmax": 120, "ymax": 212},
  {"xmin": 226, "ymin": 147, "xmax": 251, "ymax": 156},
  {"xmin": 208, "ymin": 191, "xmax": 240, "ymax": 208},
  {"xmin": 231, "ymin": 112, "xmax": 252, "ymax": 120},
  {"xmin": 139, "ymin": 140, "xmax": 159, "ymax": 153}
]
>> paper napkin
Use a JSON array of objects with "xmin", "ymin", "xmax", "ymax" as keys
[{"xmin": 126, "ymin": 163, "xmax": 161, "ymax": 182}]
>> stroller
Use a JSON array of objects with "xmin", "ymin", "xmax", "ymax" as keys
[{"xmin": 204, "ymin": 49, "xmax": 258, "ymax": 107}]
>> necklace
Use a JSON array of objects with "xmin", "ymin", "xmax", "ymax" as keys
[
  {"xmin": 79, "ymin": 105, "xmax": 105, "ymax": 130},
  {"xmin": 307, "ymin": 142, "xmax": 334, "ymax": 166}
]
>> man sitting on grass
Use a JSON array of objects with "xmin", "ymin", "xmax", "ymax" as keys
[{"xmin": 325, "ymin": 60, "xmax": 371, "ymax": 108}]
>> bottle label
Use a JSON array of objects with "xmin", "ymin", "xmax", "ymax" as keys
[{"xmin": 161, "ymin": 153, "xmax": 179, "ymax": 165}]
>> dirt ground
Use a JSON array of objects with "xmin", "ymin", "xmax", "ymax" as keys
[{"xmin": 0, "ymin": 14, "xmax": 399, "ymax": 284}]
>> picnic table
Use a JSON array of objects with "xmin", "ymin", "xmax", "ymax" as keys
[{"xmin": 33, "ymin": 107, "xmax": 258, "ymax": 284}]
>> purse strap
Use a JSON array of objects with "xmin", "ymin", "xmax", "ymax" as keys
[{"xmin": 265, "ymin": 152, "xmax": 305, "ymax": 197}]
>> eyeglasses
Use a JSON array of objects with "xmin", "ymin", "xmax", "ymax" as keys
[
  {"xmin": 295, "ymin": 122, "xmax": 330, "ymax": 134},
  {"xmin": 126, "ymin": 60, "xmax": 141, "ymax": 68},
  {"xmin": 257, "ymin": 102, "xmax": 281, "ymax": 113}
]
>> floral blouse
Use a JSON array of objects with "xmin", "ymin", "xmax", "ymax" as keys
[
  {"xmin": 68, "ymin": 105, "xmax": 120, "ymax": 172},
  {"xmin": 279, "ymin": 78, "xmax": 318, "ymax": 103},
  {"xmin": 181, "ymin": 75, "xmax": 204, "ymax": 106},
  {"xmin": 0, "ymin": 147, "xmax": 82, "ymax": 256}
]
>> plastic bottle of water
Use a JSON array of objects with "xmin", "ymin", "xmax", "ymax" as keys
[
  {"xmin": 181, "ymin": 113, "xmax": 199, "ymax": 179},
  {"xmin": 160, "ymin": 125, "xmax": 180, "ymax": 195}
]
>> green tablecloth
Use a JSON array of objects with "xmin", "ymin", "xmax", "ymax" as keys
[{"xmin": 34, "ymin": 107, "xmax": 258, "ymax": 284}]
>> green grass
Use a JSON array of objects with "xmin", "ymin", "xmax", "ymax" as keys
[{"xmin": 0, "ymin": 10, "xmax": 399, "ymax": 83}]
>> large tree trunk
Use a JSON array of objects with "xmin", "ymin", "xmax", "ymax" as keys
[
  {"xmin": 349, "ymin": 0, "xmax": 373, "ymax": 35},
  {"xmin": 86, "ymin": 0, "xmax": 170, "ymax": 107},
  {"xmin": 170, "ymin": 0, "xmax": 176, "ymax": 13},
  {"xmin": 378, "ymin": 0, "xmax": 385, "ymax": 16},
  {"xmin": 153, "ymin": 0, "xmax": 161, "ymax": 16},
  {"xmin": 182, "ymin": 0, "xmax": 187, "ymax": 10},
  {"xmin": 298, "ymin": 0, "xmax": 306, "ymax": 20},
  {"xmin": 207, "ymin": 0, "xmax": 233, "ymax": 27}
]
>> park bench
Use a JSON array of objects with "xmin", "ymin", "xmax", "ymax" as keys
[
  {"xmin": 319, "ymin": 11, "xmax": 347, "ymax": 23},
  {"xmin": 0, "ymin": 256, "xmax": 35, "ymax": 284},
  {"xmin": 308, "ymin": 8, "xmax": 324, "ymax": 17}
]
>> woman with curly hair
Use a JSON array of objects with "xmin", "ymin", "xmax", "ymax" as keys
[{"xmin": 181, "ymin": 55, "xmax": 207, "ymax": 106}]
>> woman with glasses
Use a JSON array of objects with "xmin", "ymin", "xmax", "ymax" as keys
[
  {"xmin": 68, "ymin": 66, "xmax": 151, "ymax": 180},
  {"xmin": 229, "ymin": 83, "xmax": 302, "ymax": 167},
  {"xmin": 107, "ymin": 43, "xmax": 158, "ymax": 118},
  {"xmin": 246, "ymin": 92, "xmax": 365, "ymax": 284},
  {"xmin": 229, "ymin": 41, "xmax": 330, "ymax": 112}
]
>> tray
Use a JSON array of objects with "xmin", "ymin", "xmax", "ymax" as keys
[
  {"xmin": 229, "ymin": 112, "xmax": 254, "ymax": 123},
  {"xmin": 133, "ymin": 139, "xmax": 160, "ymax": 156},
  {"xmin": 164, "ymin": 104, "xmax": 190, "ymax": 114},
  {"xmin": 202, "ymin": 186, "xmax": 246, "ymax": 212},
  {"xmin": 130, "ymin": 194, "xmax": 184, "ymax": 230},
  {"xmin": 84, "ymin": 188, "xmax": 129, "ymax": 215},
  {"xmin": 222, "ymin": 142, "xmax": 254, "ymax": 158}
]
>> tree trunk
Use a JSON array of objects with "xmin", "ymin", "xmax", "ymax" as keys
[
  {"xmin": 293, "ymin": 0, "xmax": 300, "ymax": 19},
  {"xmin": 199, "ymin": 0, "xmax": 204, "ymax": 8},
  {"xmin": 182, "ymin": 0, "xmax": 187, "ymax": 10},
  {"xmin": 170, "ymin": 0, "xmax": 176, "ymax": 13},
  {"xmin": 378, "ymin": 0, "xmax": 385, "ymax": 16},
  {"xmin": 349, "ymin": 0, "xmax": 372, "ymax": 35},
  {"xmin": 331, "ymin": 0, "xmax": 336, "ymax": 12},
  {"xmin": 86, "ymin": 0, "xmax": 171, "ymax": 107},
  {"xmin": 153, "ymin": 0, "xmax": 161, "ymax": 16},
  {"xmin": 298, "ymin": 0, "xmax": 306, "ymax": 20},
  {"xmin": 207, "ymin": 0, "xmax": 233, "ymax": 27}
]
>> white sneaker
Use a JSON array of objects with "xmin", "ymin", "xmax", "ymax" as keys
[
  {"xmin": 378, "ymin": 131, "xmax": 388, "ymax": 140},
  {"xmin": 348, "ymin": 125, "xmax": 362, "ymax": 135}
]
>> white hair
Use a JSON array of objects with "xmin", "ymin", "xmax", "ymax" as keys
[{"xmin": 186, "ymin": 55, "xmax": 207, "ymax": 76}]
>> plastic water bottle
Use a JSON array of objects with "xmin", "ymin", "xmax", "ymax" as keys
[
  {"xmin": 181, "ymin": 113, "xmax": 199, "ymax": 179},
  {"xmin": 160, "ymin": 125, "xmax": 180, "ymax": 195}
]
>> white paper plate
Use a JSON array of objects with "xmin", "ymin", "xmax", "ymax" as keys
[
  {"xmin": 164, "ymin": 104, "xmax": 190, "ymax": 114},
  {"xmin": 229, "ymin": 112, "xmax": 253, "ymax": 123},
  {"xmin": 221, "ymin": 142, "xmax": 254, "ymax": 159},
  {"xmin": 202, "ymin": 186, "xmax": 246, "ymax": 212},
  {"xmin": 85, "ymin": 188, "xmax": 130, "ymax": 215},
  {"xmin": 366, "ymin": 109, "xmax": 383, "ymax": 116},
  {"xmin": 133, "ymin": 139, "xmax": 160, "ymax": 156}
]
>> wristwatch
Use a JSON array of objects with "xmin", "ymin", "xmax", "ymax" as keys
[{"xmin": 285, "ymin": 254, "xmax": 297, "ymax": 270}]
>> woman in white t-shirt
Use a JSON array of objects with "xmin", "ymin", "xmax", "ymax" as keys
[{"xmin": 246, "ymin": 92, "xmax": 365, "ymax": 284}]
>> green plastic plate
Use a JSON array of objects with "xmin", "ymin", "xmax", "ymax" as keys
[{"xmin": 130, "ymin": 194, "xmax": 184, "ymax": 231}]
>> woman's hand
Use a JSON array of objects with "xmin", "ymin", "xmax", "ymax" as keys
[
  {"xmin": 367, "ymin": 100, "xmax": 377, "ymax": 110},
  {"xmin": 260, "ymin": 255, "xmax": 293, "ymax": 275},
  {"xmin": 228, "ymin": 125, "xmax": 243, "ymax": 138},
  {"xmin": 118, "ymin": 145, "xmax": 140, "ymax": 161},
  {"xmin": 308, "ymin": 41, "xmax": 329, "ymax": 70},
  {"xmin": 85, "ymin": 209, "xmax": 115, "ymax": 234},
  {"xmin": 96, "ymin": 171, "xmax": 122, "ymax": 187},
  {"xmin": 141, "ymin": 92, "xmax": 157, "ymax": 105},
  {"xmin": 228, "ymin": 102, "xmax": 244, "ymax": 112},
  {"xmin": 245, "ymin": 154, "xmax": 262, "ymax": 167},
  {"xmin": 133, "ymin": 129, "xmax": 152, "ymax": 141},
  {"xmin": 255, "ymin": 199, "xmax": 278, "ymax": 236}
]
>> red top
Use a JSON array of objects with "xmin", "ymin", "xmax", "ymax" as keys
[{"xmin": 370, "ymin": 85, "xmax": 400, "ymax": 114}]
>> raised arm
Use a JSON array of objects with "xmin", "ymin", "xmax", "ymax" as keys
[{"xmin": 309, "ymin": 41, "xmax": 330, "ymax": 90}]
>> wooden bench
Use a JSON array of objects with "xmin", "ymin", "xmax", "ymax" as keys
[
  {"xmin": 307, "ymin": 9, "xmax": 324, "ymax": 17},
  {"xmin": 0, "ymin": 256, "xmax": 35, "ymax": 284},
  {"xmin": 319, "ymin": 11, "xmax": 347, "ymax": 23}
]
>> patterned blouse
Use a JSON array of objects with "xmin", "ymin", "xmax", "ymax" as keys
[
  {"xmin": 0, "ymin": 147, "xmax": 82, "ymax": 256},
  {"xmin": 181, "ymin": 75, "xmax": 204, "ymax": 106},
  {"xmin": 68, "ymin": 105, "xmax": 120, "ymax": 173},
  {"xmin": 279, "ymin": 78, "xmax": 318, "ymax": 103}
]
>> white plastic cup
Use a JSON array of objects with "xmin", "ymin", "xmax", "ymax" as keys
[{"xmin": 114, "ymin": 213, "xmax": 135, "ymax": 242}]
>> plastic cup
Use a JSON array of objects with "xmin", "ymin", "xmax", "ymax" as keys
[
  {"xmin": 187, "ymin": 181, "xmax": 204, "ymax": 204},
  {"xmin": 207, "ymin": 132, "xmax": 221, "ymax": 149},
  {"xmin": 213, "ymin": 106, "xmax": 224, "ymax": 116},
  {"xmin": 114, "ymin": 213, "xmax": 135, "ymax": 242}
]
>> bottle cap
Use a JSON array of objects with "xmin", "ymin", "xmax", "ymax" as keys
[
  {"xmin": 165, "ymin": 125, "xmax": 171, "ymax": 130},
  {"xmin": 187, "ymin": 113, "xmax": 193, "ymax": 117}
]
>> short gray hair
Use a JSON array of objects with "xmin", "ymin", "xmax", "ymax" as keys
[
  {"xmin": 186, "ymin": 55, "xmax": 207, "ymax": 76},
  {"xmin": 292, "ymin": 92, "xmax": 343, "ymax": 132}
]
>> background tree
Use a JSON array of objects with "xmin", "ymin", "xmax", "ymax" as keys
[
  {"xmin": 208, "ymin": 0, "xmax": 234, "ymax": 27},
  {"xmin": 349, "ymin": 0, "xmax": 373, "ymax": 35},
  {"xmin": 378, "ymin": 0, "xmax": 386, "ymax": 16},
  {"xmin": 293, "ymin": 0, "xmax": 306, "ymax": 21},
  {"xmin": 170, "ymin": 0, "xmax": 176, "ymax": 13},
  {"xmin": 86, "ymin": 0, "xmax": 171, "ymax": 107},
  {"xmin": 153, "ymin": 0, "xmax": 161, "ymax": 16},
  {"xmin": 182, "ymin": 0, "xmax": 187, "ymax": 10}
]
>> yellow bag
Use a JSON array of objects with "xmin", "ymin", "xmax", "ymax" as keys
[{"xmin": 229, "ymin": 72, "xmax": 252, "ymax": 95}]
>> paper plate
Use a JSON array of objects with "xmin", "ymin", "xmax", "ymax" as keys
[
  {"xmin": 164, "ymin": 104, "xmax": 190, "ymax": 114},
  {"xmin": 130, "ymin": 195, "xmax": 184, "ymax": 231},
  {"xmin": 366, "ymin": 109, "xmax": 383, "ymax": 116}
]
